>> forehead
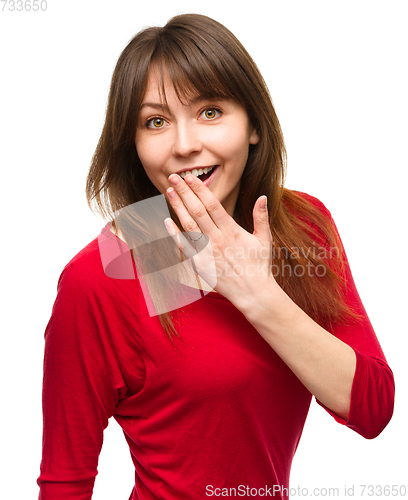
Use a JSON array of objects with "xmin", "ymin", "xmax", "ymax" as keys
[{"xmin": 141, "ymin": 66, "xmax": 199, "ymax": 108}]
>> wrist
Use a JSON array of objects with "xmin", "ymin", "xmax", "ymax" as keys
[{"xmin": 241, "ymin": 281, "xmax": 295, "ymax": 331}]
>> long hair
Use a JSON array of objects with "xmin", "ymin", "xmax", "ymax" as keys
[{"xmin": 86, "ymin": 13, "xmax": 358, "ymax": 338}]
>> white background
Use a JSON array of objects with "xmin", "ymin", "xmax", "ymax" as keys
[{"xmin": 0, "ymin": 1, "xmax": 406, "ymax": 499}]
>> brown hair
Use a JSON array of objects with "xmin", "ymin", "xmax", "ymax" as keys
[{"xmin": 86, "ymin": 13, "xmax": 358, "ymax": 338}]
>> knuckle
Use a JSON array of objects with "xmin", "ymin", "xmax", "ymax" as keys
[
  {"xmin": 206, "ymin": 200, "xmax": 219, "ymax": 213},
  {"xmin": 177, "ymin": 185, "xmax": 189, "ymax": 196},
  {"xmin": 184, "ymin": 220, "xmax": 197, "ymax": 232},
  {"xmin": 194, "ymin": 183, "xmax": 206, "ymax": 194},
  {"xmin": 191, "ymin": 205, "xmax": 206, "ymax": 218},
  {"xmin": 172, "ymin": 198, "xmax": 184, "ymax": 210}
]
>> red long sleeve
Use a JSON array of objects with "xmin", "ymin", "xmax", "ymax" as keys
[
  {"xmin": 298, "ymin": 192, "xmax": 395, "ymax": 438},
  {"xmin": 37, "ymin": 242, "xmax": 144, "ymax": 499},
  {"xmin": 37, "ymin": 193, "xmax": 395, "ymax": 499}
]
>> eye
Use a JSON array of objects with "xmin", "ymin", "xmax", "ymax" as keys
[
  {"xmin": 146, "ymin": 117, "xmax": 166, "ymax": 129},
  {"xmin": 201, "ymin": 108, "xmax": 221, "ymax": 120}
]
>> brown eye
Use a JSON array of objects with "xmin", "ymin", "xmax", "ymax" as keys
[
  {"xmin": 203, "ymin": 108, "xmax": 220, "ymax": 120},
  {"xmin": 153, "ymin": 118, "xmax": 164, "ymax": 128},
  {"xmin": 147, "ymin": 117, "xmax": 165, "ymax": 129}
]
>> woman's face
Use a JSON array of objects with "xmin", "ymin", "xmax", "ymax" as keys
[{"xmin": 135, "ymin": 69, "xmax": 260, "ymax": 217}]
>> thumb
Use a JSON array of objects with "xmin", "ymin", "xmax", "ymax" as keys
[{"xmin": 252, "ymin": 195, "xmax": 272, "ymax": 244}]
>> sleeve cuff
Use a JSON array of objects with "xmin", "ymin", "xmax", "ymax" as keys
[{"xmin": 315, "ymin": 348, "xmax": 394, "ymax": 439}]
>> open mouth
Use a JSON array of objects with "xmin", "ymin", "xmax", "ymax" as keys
[{"xmin": 179, "ymin": 165, "xmax": 217, "ymax": 182}]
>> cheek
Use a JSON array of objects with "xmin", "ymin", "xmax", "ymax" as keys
[
  {"xmin": 134, "ymin": 139, "xmax": 169, "ymax": 193},
  {"xmin": 216, "ymin": 128, "xmax": 251, "ymax": 165},
  {"xmin": 135, "ymin": 135, "xmax": 165, "ymax": 174}
]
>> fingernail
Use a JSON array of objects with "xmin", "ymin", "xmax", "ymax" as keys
[
  {"xmin": 167, "ymin": 187, "xmax": 176, "ymax": 198},
  {"xmin": 169, "ymin": 174, "xmax": 181, "ymax": 185},
  {"xmin": 260, "ymin": 196, "xmax": 267, "ymax": 210},
  {"xmin": 164, "ymin": 218, "xmax": 175, "ymax": 235},
  {"xmin": 185, "ymin": 174, "xmax": 195, "ymax": 185}
]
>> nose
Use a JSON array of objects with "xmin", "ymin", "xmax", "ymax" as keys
[{"xmin": 171, "ymin": 123, "xmax": 202, "ymax": 158}]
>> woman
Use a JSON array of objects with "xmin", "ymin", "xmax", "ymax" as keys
[{"xmin": 37, "ymin": 13, "xmax": 395, "ymax": 500}]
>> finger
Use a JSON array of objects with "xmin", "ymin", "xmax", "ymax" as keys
[
  {"xmin": 166, "ymin": 185, "xmax": 206, "ymax": 238},
  {"xmin": 165, "ymin": 217, "xmax": 217, "ymax": 290},
  {"xmin": 166, "ymin": 186, "xmax": 210, "ymax": 254},
  {"xmin": 164, "ymin": 217, "xmax": 197, "ymax": 261},
  {"xmin": 169, "ymin": 173, "xmax": 235, "ymax": 233},
  {"xmin": 167, "ymin": 177, "xmax": 216, "ymax": 237},
  {"xmin": 252, "ymin": 196, "xmax": 273, "ymax": 245}
]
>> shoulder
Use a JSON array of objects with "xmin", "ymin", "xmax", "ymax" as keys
[
  {"xmin": 281, "ymin": 189, "xmax": 341, "ymax": 251},
  {"xmin": 57, "ymin": 236, "xmax": 105, "ymax": 291},
  {"xmin": 55, "ymin": 224, "xmax": 139, "ymax": 301},
  {"xmin": 46, "ymin": 227, "xmax": 146, "ymax": 352},
  {"xmin": 288, "ymin": 189, "xmax": 333, "ymax": 221}
]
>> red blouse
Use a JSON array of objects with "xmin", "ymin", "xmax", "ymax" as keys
[{"xmin": 37, "ymin": 193, "xmax": 394, "ymax": 499}]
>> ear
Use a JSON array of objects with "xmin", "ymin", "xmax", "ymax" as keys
[{"xmin": 249, "ymin": 127, "xmax": 260, "ymax": 145}]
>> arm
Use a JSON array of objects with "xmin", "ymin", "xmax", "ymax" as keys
[
  {"xmin": 163, "ymin": 174, "xmax": 394, "ymax": 439},
  {"xmin": 243, "ymin": 196, "xmax": 395, "ymax": 438},
  {"xmin": 244, "ymin": 286, "xmax": 356, "ymax": 420},
  {"xmin": 37, "ymin": 257, "xmax": 128, "ymax": 499}
]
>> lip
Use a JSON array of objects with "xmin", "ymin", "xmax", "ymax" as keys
[{"xmin": 203, "ymin": 165, "xmax": 219, "ymax": 187}]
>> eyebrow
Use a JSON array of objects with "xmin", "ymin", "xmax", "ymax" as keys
[
  {"xmin": 139, "ymin": 96, "xmax": 220, "ymax": 113},
  {"xmin": 139, "ymin": 102, "xmax": 171, "ymax": 113}
]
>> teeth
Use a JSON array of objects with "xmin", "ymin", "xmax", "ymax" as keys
[
  {"xmin": 180, "ymin": 170, "xmax": 192, "ymax": 178},
  {"xmin": 180, "ymin": 166, "xmax": 215, "ymax": 179}
]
